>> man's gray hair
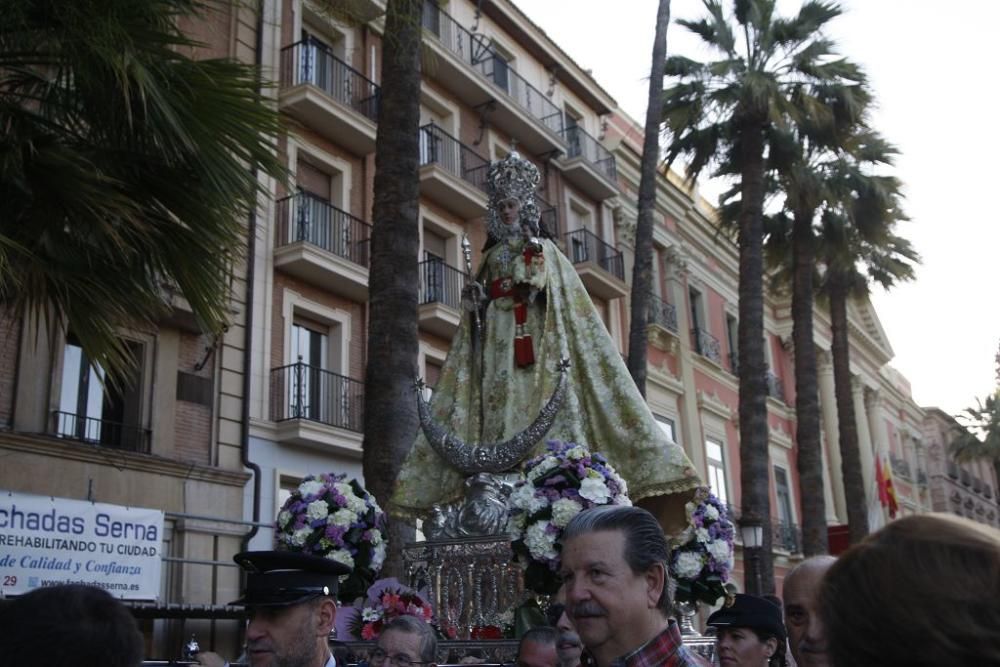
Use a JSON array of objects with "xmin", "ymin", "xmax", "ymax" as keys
[
  {"xmin": 519, "ymin": 625, "xmax": 558, "ymax": 652},
  {"xmin": 381, "ymin": 616, "xmax": 438, "ymax": 663},
  {"xmin": 561, "ymin": 505, "xmax": 672, "ymax": 615}
]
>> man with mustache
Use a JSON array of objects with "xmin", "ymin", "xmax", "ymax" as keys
[
  {"xmin": 782, "ymin": 556, "xmax": 836, "ymax": 667},
  {"xmin": 229, "ymin": 550, "xmax": 350, "ymax": 667},
  {"xmin": 559, "ymin": 506, "xmax": 710, "ymax": 667},
  {"xmin": 545, "ymin": 603, "xmax": 583, "ymax": 667}
]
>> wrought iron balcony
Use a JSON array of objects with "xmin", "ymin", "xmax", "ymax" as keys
[
  {"xmin": 420, "ymin": 1, "xmax": 564, "ymax": 151},
  {"xmin": 418, "ymin": 123, "xmax": 489, "ymax": 217},
  {"xmin": 691, "ymin": 327, "xmax": 722, "ymax": 365},
  {"xmin": 772, "ymin": 518, "xmax": 802, "ymax": 554},
  {"xmin": 270, "ymin": 362, "xmax": 364, "ymax": 433},
  {"xmin": 419, "ymin": 259, "xmax": 467, "ymax": 310},
  {"xmin": 961, "ymin": 469, "xmax": 972, "ymax": 487},
  {"xmin": 973, "ymin": 476, "xmax": 983, "ymax": 493},
  {"xmin": 565, "ymin": 229, "xmax": 624, "ymax": 279},
  {"xmin": 766, "ymin": 370, "xmax": 786, "ymax": 402},
  {"xmin": 647, "ymin": 292, "xmax": 679, "ymax": 334},
  {"xmin": 536, "ymin": 193, "xmax": 560, "ymax": 239},
  {"xmin": 564, "ymin": 125, "xmax": 617, "ymax": 182},
  {"xmin": 278, "ymin": 38, "xmax": 380, "ymax": 153},
  {"xmin": 891, "ymin": 455, "xmax": 912, "ymax": 480},
  {"xmin": 917, "ymin": 470, "xmax": 929, "ymax": 486},
  {"xmin": 276, "ymin": 192, "xmax": 371, "ymax": 267},
  {"xmin": 53, "ymin": 411, "xmax": 151, "ymax": 454},
  {"xmin": 948, "ymin": 461, "xmax": 960, "ymax": 479}
]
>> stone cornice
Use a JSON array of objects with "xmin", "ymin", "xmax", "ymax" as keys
[{"xmin": 0, "ymin": 431, "xmax": 250, "ymax": 487}]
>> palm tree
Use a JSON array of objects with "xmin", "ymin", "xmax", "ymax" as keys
[
  {"xmin": 0, "ymin": 0, "xmax": 285, "ymax": 379},
  {"xmin": 362, "ymin": 0, "xmax": 423, "ymax": 578},
  {"xmin": 821, "ymin": 172, "xmax": 918, "ymax": 544},
  {"xmin": 951, "ymin": 343, "xmax": 1000, "ymax": 487},
  {"xmin": 662, "ymin": 0, "xmax": 866, "ymax": 592},
  {"xmin": 627, "ymin": 0, "xmax": 671, "ymax": 397}
]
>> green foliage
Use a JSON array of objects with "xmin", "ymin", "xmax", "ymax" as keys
[
  {"xmin": 951, "ymin": 343, "xmax": 1000, "ymax": 468},
  {"xmin": 0, "ymin": 0, "xmax": 287, "ymax": 379}
]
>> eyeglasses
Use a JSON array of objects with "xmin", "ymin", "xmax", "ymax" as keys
[{"xmin": 370, "ymin": 648, "xmax": 430, "ymax": 667}]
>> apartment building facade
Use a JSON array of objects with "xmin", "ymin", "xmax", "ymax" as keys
[{"xmin": 1, "ymin": 0, "xmax": 994, "ymax": 656}]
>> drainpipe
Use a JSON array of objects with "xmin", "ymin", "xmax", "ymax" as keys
[{"xmin": 239, "ymin": 0, "xmax": 266, "ymax": 553}]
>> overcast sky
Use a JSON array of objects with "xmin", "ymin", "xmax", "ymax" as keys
[{"xmin": 514, "ymin": 0, "xmax": 1000, "ymax": 416}]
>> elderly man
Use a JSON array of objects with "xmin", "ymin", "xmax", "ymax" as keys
[
  {"xmin": 516, "ymin": 626, "xmax": 559, "ymax": 667},
  {"xmin": 782, "ymin": 556, "xmax": 836, "ymax": 667},
  {"xmin": 220, "ymin": 550, "xmax": 350, "ymax": 667},
  {"xmin": 371, "ymin": 616, "xmax": 438, "ymax": 667},
  {"xmin": 546, "ymin": 604, "xmax": 582, "ymax": 667},
  {"xmin": 559, "ymin": 505, "xmax": 709, "ymax": 667}
]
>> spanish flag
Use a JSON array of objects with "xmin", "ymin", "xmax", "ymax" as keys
[{"xmin": 876, "ymin": 455, "xmax": 899, "ymax": 519}]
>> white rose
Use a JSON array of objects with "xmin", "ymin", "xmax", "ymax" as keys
[
  {"xmin": 306, "ymin": 500, "xmax": 329, "ymax": 522},
  {"xmin": 704, "ymin": 505, "xmax": 720, "ymax": 521},
  {"xmin": 298, "ymin": 480, "xmax": 325, "ymax": 498},
  {"xmin": 327, "ymin": 548, "xmax": 355, "ymax": 569},
  {"xmin": 708, "ymin": 539, "xmax": 733, "ymax": 566},
  {"xmin": 551, "ymin": 498, "xmax": 583, "ymax": 528},
  {"xmin": 277, "ymin": 510, "xmax": 292, "ymax": 528},
  {"xmin": 525, "ymin": 521, "xmax": 558, "ymax": 561},
  {"xmin": 291, "ymin": 527, "xmax": 312, "ymax": 547},
  {"xmin": 695, "ymin": 528, "xmax": 711, "ymax": 543},
  {"xmin": 579, "ymin": 477, "xmax": 610, "ymax": 504},
  {"xmin": 331, "ymin": 508, "xmax": 356, "ymax": 527},
  {"xmin": 673, "ymin": 551, "xmax": 705, "ymax": 580}
]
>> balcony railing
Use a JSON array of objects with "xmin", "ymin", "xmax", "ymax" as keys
[
  {"xmin": 270, "ymin": 362, "xmax": 364, "ymax": 432},
  {"xmin": 948, "ymin": 461, "xmax": 959, "ymax": 479},
  {"xmin": 985, "ymin": 484, "xmax": 994, "ymax": 499},
  {"xmin": 647, "ymin": 293, "xmax": 678, "ymax": 334},
  {"xmin": 419, "ymin": 259, "xmax": 467, "ymax": 309},
  {"xmin": 53, "ymin": 411, "xmax": 151, "ymax": 454},
  {"xmin": 280, "ymin": 38, "xmax": 380, "ymax": 122},
  {"xmin": 564, "ymin": 124, "xmax": 617, "ymax": 182},
  {"xmin": 772, "ymin": 518, "xmax": 802, "ymax": 554},
  {"xmin": 421, "ymin": 3, "xmax": 564, "ymax": 136},
  {"xmin": 536, "ymin": 194, "xmax": 560, "ymax": 239},
  {"xmin": 419, "ymin": 123, "xmax": 490, "ymax": 193},
  {"xmin": 766, "ymin": 370, "xmax": 786, "ymax": 402},
  {"xmin": 961, "ymin": 469, "xmax": 972, "ymax": 487},
  {"xmin": 276, "ymin": 192, "xmax": 372, "ymax": 267},
  {"xmin": 691, "ymin": 327, "xmax": 722, "ymax": 365},
  {"xmin": 564, "ymin": 229, "xmax": 624, "ymax": 280},
  {"xmin": 917, "ymin": 470, "xmax": 928, "ymax": 486},
  {"xmin": 973, "ymin": 476, "xmax": 983, "ymax": 493}
]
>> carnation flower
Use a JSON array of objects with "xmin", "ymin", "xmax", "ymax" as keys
[
  {"xmin": 708, "ymin": 538, "xmax": 732, "ymax": 566},
  {"xmin": 298, "ymin": 480, "xmax": 325, "ymax": 498},
  {"xmin": 551, "ymin": 498, "xmax": 583, "ymax": 528},
  {"xmin": 674, "ymin": 551, "xmax": 705, "ymax": 579},
  {"xmin": 695, "ymin": 527, "xmax": 710, "ymax": 543},
  {"xmin": 335, "ymin": 578, "xmax": 434, "ymax": 641},
  {"xmin": 331, "ymin": 508, "xmax": 356, "ymax": 527},
  {"xmin": 579, "ymin": 477, "xmax": 610, "ymax": 503},
  {"xmin": 291, "ymin": 527, "xmax": 311, "ymax": 546},
  {"xmin": 328, "ymin": 549, "xmax": 355, "ymax": 569},
  {"xmin": 525, "ymin": 520, "xmax": 558, "ymax": 561},
  {"xmin": 306, "ymin": 500, "xmax": 329, "ymax": 521}
]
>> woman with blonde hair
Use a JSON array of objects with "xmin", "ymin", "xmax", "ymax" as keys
[{"xmin": 820, "ymin": 513, "xmax": 1000, "ymax": 666}]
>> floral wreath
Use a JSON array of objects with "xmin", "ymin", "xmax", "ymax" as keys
[
  {"xmin": 507, "ymin": 440, "xmax": 631, "ymax": 595},
  {"xmin": 334, "ymin": 578, "xmax": 435, "ymax": 640},
  {"xmin": 275, "ymin": 473, "xmax": 387, "ymax": 603},
  {"xmin": 668, "ymin": 487, "xmax": 734, "ymax": 606}
]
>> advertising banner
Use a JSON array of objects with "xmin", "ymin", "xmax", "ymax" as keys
[{"xmin": 0, "ymin": 491, "xmax": 164, "ymax": 600}]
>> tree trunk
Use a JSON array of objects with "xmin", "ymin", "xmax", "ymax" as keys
[
  {"xmin": 626, "ymin": 0, "xmax": 670, "ymax": 397},
  {"xmin": 737, "ymin": 116, "xmax": 774, "ymax": 594},
  {"xmin": 791, "ymin": 208, "xmax": 827, "ymax": 555},
  {"xmin": 828, "ymin": 275, "xmax": 870, "ymax": 544},
  {"xmin": 363, "ymin": 0, "xmax": 423, "ymax": 578}
]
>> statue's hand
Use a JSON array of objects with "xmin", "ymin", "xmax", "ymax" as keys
[{"xmin": 461, "ymin": 281, "xmax": 487, "ymax": 311}]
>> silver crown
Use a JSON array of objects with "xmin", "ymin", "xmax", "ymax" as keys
[{"xmin": 485, "ymin": 152, "xmax": 541, "ymax": 239}]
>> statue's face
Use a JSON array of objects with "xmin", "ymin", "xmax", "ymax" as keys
[{"xmin": 499, "ymin": 197, "xmax": 521, "ymax": 226}]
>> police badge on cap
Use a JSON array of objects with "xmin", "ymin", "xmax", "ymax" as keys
[{"xmin": 230, "ymin": 550, "xmax": 351, "ymax": 607}]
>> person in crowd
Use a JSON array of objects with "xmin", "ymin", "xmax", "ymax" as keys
[
  {"xmin": 781, "ymin": 556, "xmax": 835, "ymax": 667},
  {"xmin": 371, "ymin": 616, "xmax": 438, "ymax": 667},
  {"xmin": 0, "ymin": 583, "xmax": 144, "ymax": 667},
  {"xmin": 546, "ymin": 603, "xmax": 583, "ymax": 667},
  {"xmin": 706, "ymin": 594, "xmax": 787, "ymax": 667},
  {"xmin": 516, "ymin": 626, "xmax": 559, "ymax": 667},
  {"xmin": 820, "ymin": 513, "xmax": 1000, "ymax": 666},
  {"xmin": 226, "ymin": 550, "xmax": 350, "ymax": 667},
  {"xmin": 559, "ymin": 505, "xmax": 710, "ymax": 667}
]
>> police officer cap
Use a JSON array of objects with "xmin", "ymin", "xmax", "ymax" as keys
[
  {"xmin": 229, "ymin": 550, "xmax": 351, "ymax": 607},
  {"xmin": 706, "ymin": 594, "xmax": 786, "ymax": 641}
]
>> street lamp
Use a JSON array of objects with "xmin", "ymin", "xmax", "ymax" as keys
[{"xmin": 740, "ymin": 516, "xmax": 764, "ymax": 596}]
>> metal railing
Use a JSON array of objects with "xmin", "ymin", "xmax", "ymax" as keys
[
  {"xmin": 891, "ymin": 454, "xmax": 912, "ymax": 480},
  {"xmin": 973, "ymin": 476, "xmax": 983, "ymax": 493},
  {"xmin": 961, "ymin": 469, "xmax": 972, "ymax": 487},
  {"xmin": 419, "ymin": 259, "xmax": 467, "ymax": 309},
  {"xmin": 564, "ymin": 229, "xmax": 624, "ymax": 280},
  {"xmin": 419, "ymin": 123, "xmax": 490, "ymax": 193},
  {"xmin": 275, "ymin": 192, "xmax": 372, "ymax": 267},
  {"xmin": 279, "ymin": 38, "xmax": 380, "ymax": 122},
  {"xmin": 917, "ymin": 470, "xmax": 929, "ymax": 486},
  {"xmin": 647, "ymin": 292, "xmax": 678, "ymax": 334},
  {"xmin": 772, "ymin": 518, "xmax": 802, "ymax": 553},
  {"xmin": 564, "ymin": 124, "xmax": 617, "ymax": 182},
  {"xmin": 692, "ymin": 327, "xmax": 722, "ymax": 365},
  {"xmin": 536, "ymin": 194, "xmax": 560, "ymax": 239},
  {"xmin": 766, "ymin": 370, "xmax": 786, "ymax": 402},
  {"xmin": 53, "ymin": 411, "xmax": 151, "ymax": 453},
  {"xmin": 270, "ymin": 362, "xmax": 365, "ymax": 432},
  {"xmin": 421, "ymin": 3, "xmax": 564, "ymax": 137},
  {"xmin": 948, "ymin": 461, "xmax": 960, "ymax": 479},
  {"xmin": 985, "ymin": 484, "xmax": 994, "ymax": 499}
]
